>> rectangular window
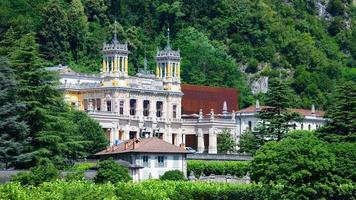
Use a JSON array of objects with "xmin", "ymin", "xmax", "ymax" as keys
[
  {"xmin": 248, "ymin": 121, "xmax": 252, "ymax": 131},
  {"xmin": 143, "ymin": 100, "xmax": 150, "ymax": 117},
  {"xmin": 129, "ymin": 131, "xmax": 137, "ymax": 139},
  {"xmin": 157, "ymin": 156, "xmax": 165, "ymax": 167},
  {"xmin": 106, "ymin": 100, "xmax": 112, "ymax": 112},
  {"xmin": 119, "ymin": 100, "xmax": 124, "ymax": 115},
  {"xmin": 96, "ymin": 98, "xmax": 101, "ymax": 111},
  {"xmin": 130, "ymin": 99, "xmax": 136, "ymax": 116},
  {"xmin": 142, "ymin": 156, "xmax": 150, "ymax": 167},
  {"xmin": 156, "ymin": 101, "xmax": 163, "ymax": 117},
  {"xmin": 172, "ymin": 105, "xmax": 177, "ymax": 118}
]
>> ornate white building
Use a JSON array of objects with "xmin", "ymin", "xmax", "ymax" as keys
[{"xmin": 49, "ymin": 32, "xmax": 327, "ymax": 154}]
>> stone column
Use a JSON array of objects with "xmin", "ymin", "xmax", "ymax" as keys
[
  {"xmin": 182, "ymin": 130, "xmax": 186, "ymax": 145},
  {"xmin": 109, "ymin": 128, "xmax": 114, "ymax": 146},
  {"xmin": 113, "ymin": 127, "xmax": 118, "ymax": 145},
  {"xmin": 197, "ymin": 128, "xmax": 204, "ymax": 153},
  {"xmin": 208, "ymin": 128, "xmax": 217, "ymax": 154},
  {"xmin": 121, "ymin": 57, "xmax": 124, "ymax": 72},
  {"xmin": 176, "ymin": 129, "xmax": 182, "ymax": 146},
  {"xmin": 124, "ymin": 56, "xmax": 128, "ymax": 74},
  {"xmin": 124, "ymin": 125, "xmax": 130, "ymax": 140}
]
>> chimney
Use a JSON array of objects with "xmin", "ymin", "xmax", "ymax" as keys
[
  {"xmin": 256, "ymin": 100, "xmax": 260, "ymax": 112},
  {"xmin": 124, "ymin": 142, "xmax": 128, "ymax": 150},
  {"xmin": 180, "ymin": 143, "xmax": 186, "ymax": 149},
  {"xmin": 132, "ymin": 139, "xmax": 139, "ymax": 149}
]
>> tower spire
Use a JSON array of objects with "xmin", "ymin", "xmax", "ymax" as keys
[
  {"xmin": 113, "ymin": 20, "xmax": 119, "ymax": 43},
  {"xmin": 144, "ymin": 46, "xmax": 148, "ymax": 71}
]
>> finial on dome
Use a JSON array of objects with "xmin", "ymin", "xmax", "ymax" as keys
[
  {"xmin": 113, "ymin": 20, "xmax": 119, "ymax": 43},
  {"xmin": 167, "ymin": 27, "xmax": 170, "ymax": 48},
  {"xmin": 223, "ymin": 101, "xmax": 228, "ymax": 114},
  {"xmin": 256, "ymin": 100, "xmax": 260, "ymax": 111},
  {"xmin": 311, "ymin": 104, "xmax": 315, "ymax": 114}
]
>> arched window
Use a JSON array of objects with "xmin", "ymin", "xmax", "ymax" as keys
[{"xmin": 308, "ymin": 124, "xmax": 311, "ymax": 130}]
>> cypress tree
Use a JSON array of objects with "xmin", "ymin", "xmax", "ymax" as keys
[{"xmin": 0, "ymin": 57, "xmax": 29, "ymax": 169}]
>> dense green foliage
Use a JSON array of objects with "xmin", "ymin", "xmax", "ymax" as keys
[
  {"xmin": 160, "ymin": 170, "xmax": 185, "ymax": 181},
  {"xmin": 187, "ymin": 160, "xmax": 249, "ymax": 178},
  {"xmin": 93, "ymin": 160, "xmax": 131, "ymax": 184},
  {"xmin": 1, "ymin": 0, "xmax": 355, "ymax": 108},
  {"xmin": 217, "ymin": 129, "xmax": 237, "ymax": 154},
  {"xmin": 1, "ymin": 180, "xmax": 355, "ymax": 200},
  {"xmin": 250, "ymin": 131, "xmax": 356, "ymax": 199},
  {"xmin": 0, "ymin": 58, "xmax": 28, "ymax": 169}
]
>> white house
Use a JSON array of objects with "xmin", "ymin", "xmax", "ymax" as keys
[{"xmin": 95, "ymin": 137, "xmax": 189, "ymax": 181}]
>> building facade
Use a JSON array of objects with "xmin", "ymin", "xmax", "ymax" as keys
[
  {"xmin": 96, "ymin": 137, "xmax": 189, "ymax": 181},
  {"xmin": 50, "ymin": 33, "xmax": 327, "ymax": 154}
]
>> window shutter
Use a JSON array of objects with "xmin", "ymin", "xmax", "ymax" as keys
[
  {"xmin": 164, "ymin": 156, "xmax": 167, "ymax": 167},
  {"xmin": 155, "ymin": 156, "xmax": 158, "ymax": 168}
]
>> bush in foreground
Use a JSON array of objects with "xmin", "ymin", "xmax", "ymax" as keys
[
  {"xmin": 160, "ymin": 170, "xmax": 185, "ymax": 181},
  {"xmin": 93, "ymin": 160, "xmax": 131, "ymax": 184},
  {"xmin": 11, "ymin": 159, "xmax": 59, "ymax": 186},
  {"xmin": 0, "ymin": 180, "xmax": 355, "ymax": 200},
  {"xmin": 250, "ymin": 131, "xmax": 338, "ymax": 199}
]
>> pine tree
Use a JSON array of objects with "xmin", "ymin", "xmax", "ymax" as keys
[
  {"xmin": 217, "ymin": 129, "xmax": 236, "ymax": 153},
  {"xmin": 319, "ymin": 81, "xmax": 356, "ymax": 140},
  {"xmin": 38, "ymin": 0, "xmax": 70, "ymax": 64},
  {"xmin": 257, "ymin": 77, "xmax": 300, "ymax": 140},
  {"xmin": 9, "ymin": 33, "xmax": 88, "ymax": 168},
  {"xmin": 0, "ymin": 57, "xmax": 29, "ymax": 169},
  {"xmin": 241, "ymin": 77, "xmax": 300, "ymax": 153},
  {"xmin": 68, "ymin": 0, "xmax": 89, "ymax": 61}
]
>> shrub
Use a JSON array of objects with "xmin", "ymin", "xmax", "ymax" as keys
[
  {"xmin": 64, "ymin": 172, "xmax": 85, "ymax": 181},
  {"xmin": 187, "ymin": 160, "xmax": 249, "ymax": 177},
  {"xmin": 160, "ymin": 170, "xmax": 185, "ymax": 181},
  {"xmin": 93, "ymin": 160, "xmax": 131, "ymax": 184},
  {"xmin": 12, "ymin": 159, "xmax": 59, "ymax": 186},
  {"xmin": 71, "ymin": 162, "xmax": 97, "ymax": 171}
]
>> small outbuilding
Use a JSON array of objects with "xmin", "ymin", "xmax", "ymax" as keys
[{"xmin": 96, "ymin": 137, "xmax": 189, "ymax": 181}]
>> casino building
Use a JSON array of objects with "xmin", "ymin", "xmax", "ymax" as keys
[{"xmin": 49, "ymin": 31, "xmax": 327, "ymax": 154}]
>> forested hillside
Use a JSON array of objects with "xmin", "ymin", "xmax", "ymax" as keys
[{"xmin": 1, "ymin": 0, "xmax": 355, "ymax": 108}]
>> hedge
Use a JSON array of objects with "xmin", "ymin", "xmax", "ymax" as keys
[
  {"xmin": 187, "ymin": 160, "xmax": 249, "ymax": 177},
  {"xmin": 1, "ymin": 180, "xmax": 355, "ymax": 200}
]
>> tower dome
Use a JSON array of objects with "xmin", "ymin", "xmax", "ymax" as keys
[
  {"xmin": 156, "ymin": 28, "xmax": 181, "ymax": 82},
  {"xmin": 101, "ymin": 21, "xmax": 129, "ymax": 77}
]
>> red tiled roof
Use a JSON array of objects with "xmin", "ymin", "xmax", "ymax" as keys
[
  {"xmin": 238, "ymin": 105, "xmax": 325, "ymax": 117},
  {"xmin": 237, "ymin": 105, "xmax": 271, "ymax": 113},
  {"xmin": 96, "ymin": 137, "xmax": 189, "ymax": 156},
  {"xmin": 288, "ymin": 108, "xmax": 325, "ymax": 117},
  {"xmin": 181, "ymin": 84, "xmax": 238, "ymax": 115}
]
